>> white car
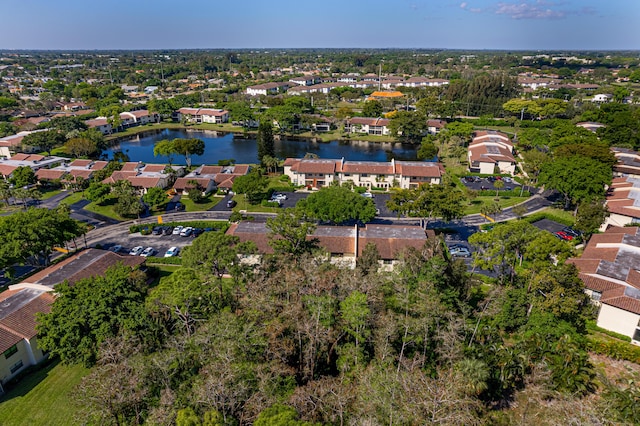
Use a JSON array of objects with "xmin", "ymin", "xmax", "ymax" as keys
[
  {"xmin": 180, "ymin": 226, "xmax": 193, "ymax": 237},
  {"xmin": 164, "ymin": 246, "xmax": 180, "ymax": 257},
  {"xmin": 361, "ymin": 192, "xmax": 374, "ymax": 198},
  {"xmin": 140, "ymin": 247, "xmax": 156, "ymax": 257},
  {"xmin": 172, "ymin": 225, "xmax": 184, "ymax": 235},
  {"xmin": 272, "ymin": 193, "xmax": 287, "ymax": 200},
  {"xmin": 129, "ymin": 246, "xmax": 144, "ymax": 256}
]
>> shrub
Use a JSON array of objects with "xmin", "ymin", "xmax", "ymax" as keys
[
  {"xmin": 524, "ymin": 212, "xmax": 574, "ymax": 227},
  {"xmin": 144, "ymin": 256, "xmax": 182, "ymax": 265},
  {"xmin": 261, "ymin": 200, "xmax": 280, "ymax": 208},
  {"xmin": 587, "ymin": 337, "xmax": 640, "ymax": 363},
  {"xmin": 129, "ymin": 221, "xmax": 228, "ymax": 234},
  {"xmin": 478, "ymin": 189, "xmax": 530, "ymax": 197}
]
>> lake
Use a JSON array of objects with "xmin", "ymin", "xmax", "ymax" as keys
[{"xmin": 103, "ymin": 129, "xmax": 420, "ymax": 165}]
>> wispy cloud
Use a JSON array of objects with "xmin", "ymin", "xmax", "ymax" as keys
[{"xmin": 495, "ymin": 2, "xmax": 565, "ymax": 19}]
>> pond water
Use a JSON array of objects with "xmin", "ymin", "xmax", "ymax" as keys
[{"xmin": 103, "ymin": 129, "xmax": 420, "ymax": 165}]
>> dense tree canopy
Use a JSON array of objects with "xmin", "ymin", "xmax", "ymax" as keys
[
  {"xmin": 386, "ymin": 183, "xmax": 465, "ymax": 227},
  {"xmin": 297, "ymin": 185, "xmax": 376, "ymax": 224}
]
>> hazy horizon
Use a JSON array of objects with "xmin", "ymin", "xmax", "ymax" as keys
[{"xmin": 2, "ymin": 0, "xmax": 638, "ymax": 51}]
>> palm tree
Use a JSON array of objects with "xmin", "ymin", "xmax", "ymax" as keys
[{"xmin": 0, "ymin": 180, "xmax": 13, "ymax": 206}]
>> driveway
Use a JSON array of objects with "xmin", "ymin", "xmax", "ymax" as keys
[{"xmin": 459, "ymin": 176, "xmax": 535, "ymax": 194}]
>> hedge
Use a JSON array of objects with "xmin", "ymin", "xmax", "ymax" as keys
[
  {"xmin": 587, "ymin": 337, "xmax": 640, "ymax": 364},
  {"xmin": 587, "ymin": 320, "xmax": 632, "ymax": 342},
  {"xmin": 130, "ymin": 220, "xmax": 229, "ymax": 234},
  {"xmin": 477, "ymin": 190, "xmax": 531, "ymax": 197}
]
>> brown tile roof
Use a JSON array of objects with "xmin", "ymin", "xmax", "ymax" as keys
[
  {"xmin": 69, "ymin": 159, "xmax": 92, "ymax": 167},
  {"xmin": 0, "ymin": 164, "xmax": 17, "ymax": 177},
  {"xmin": 0, "ymin": 327, "xmax": 23, "ymax": 353},
  {"xmin": 200, "ymin": 165, "xmax": 223, "ymax": 175},
  {"xmin": 231, "ymin": 165, "xmax": 250, "ymax": 175},
  {"xmin": 601, "ymin": 294, "xmax": 640, "ymax": 315},
  {"xmin": 0, "ymin": 292, "xmax": 54, "ymax": 340},
  {"xmin": 396, "ymin": 162, "xmax": 445, "ymax": 178},
  {"xmin": 142, "ymin": 164, "xmax": 166, "ymax": 173},
  {"xmin": 173, "ymin": 177, "xmax": 213, "ymax": 190},
  {"xmin": 121, "ymin": 162, "xmax": 141, "ymax": 171},
  {"xmin": 578, "ymin": 273, "xmax": 623, "ymax": 293},
  {"xmin": 297, "ymin": 159, "xmax": 338, "ymax": 174},
  {"xmin": 349, "ymin": 117, "xmax": 390, "ymax": 127},
  {"xmin": 36, "ymin": 168, "xmax": 65, "ymax": 180},
  {"xmin": 128, "ymin": 176, "xmax": 163, "ymax": 189},
  {"xmin": 341, "ymin": 162, "xmax": 393, "ymax": 174},
  {"xmin": 23, "ymin": 249, "xmax": 145, "ymax": 288}
]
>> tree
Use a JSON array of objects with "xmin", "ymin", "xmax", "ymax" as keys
[
  {"xmin": 362, "ymin": 100, "xmax": 383, "ymax": 117},
  {"xmin": 64, "ymin": 136, "xmax": 100, "ymax": 158},
  {"xmin": 153, "ymin": 139, "xmax": 177, "ymax": 165},
  {"xmin": 417, "ymin": 136, "xmax": 438, "ymax": 160},
  {"xmin": 538, "ymin": 155, "xmax": 611, "ymax": 210},
  {"xmin": 0, "ymin": 179, "xmax": 12, "ymax": 206},
  {"xmin": 266, "ymin": 208, "xmax": 318, "ymax": 257},
  {"xmin": 493, "ymin": 179, "xmax": 504, "ymax": 197},
  {"xmin": 297, "ymin": 185, "xmax": 376, "ymax": 225},
  {"xmin": 112, "ymin": 180, "xmax": 144, "ymax": 218},
  {"xmin": 182, "ymin": 232, "xmax": 255, "ymax": 297},
  {"xmin": 36, "ymin": 264, "xmax": 153, "ymax": 366},
  {"xmin": 262, "ymin": 155, "xmax": 279, "ymax": 174},
  {"xmin": 388, "ymin": 111, "xmax": 427, "ymax": 144},
  {"xmin": 232, "ymin": 168, "xmax": 269, "ymax": 204},
  {"xmin": 10, "ymin": 166, "xmax": 36, "ymax": 188},
  {"xmin": 21, "ymin": 130, "xmax": 65, "ymax": 156},
  {"xmin": 173, "ymin": 138, "xmax": 204, "ymax": 167},
  {"xmin": 257, "ymin": 121, "xmax": 275, "ymax": 166},
  {"xmin": 84, "ymin": 182, "xmax": 111, "ymax": 205},
  {"xmin": 143, "ymin": 186, "xmax": 168, "ymax": 210},
  {"xmin": 339, "ymin": 291, "xmax": 370, "ymax": 369},
  {"xmin": 386, "ymin": 184, "xmax": 465, "ymax": 228},
  {"xmin": 575, "ymin": 199, "xmax": 609, "ymax": 238},
  {"xmin": 356, "ymin": 242, "xmax": 380, "ymax": 276}
]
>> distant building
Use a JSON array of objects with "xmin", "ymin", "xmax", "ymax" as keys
[
  {"xmin": 0, "ymin": 154, "xmax": 65, "ymax": 180},
  {"xmin": 576, "ymin": 121, "xmax": 606, "ymax": 133},
  {"xmin": 601, "ymin": 176, "xmax": 640, "ymax": 230},
  {"xmin": 173, "ymin": 164, "xmax": 251, "ymax": 196},
  {"xmin": 102, "ymin": 162, "xmax": 185, "ymax": 194},
  {"xmin": 612, "ymin": 148, "xmax": 640, "ymax": 178},
  {"xmin": 246, "ymin": 82, "xmax": 291, "ymax": 96},
  {"xmin": 174, "ymin": 108, "xmax": 229, "ymax": 124},
  {"xmin": 345, "ymin": 117, "xmax": 391, "ymax": 136}
]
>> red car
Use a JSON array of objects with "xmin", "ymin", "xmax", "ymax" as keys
[{"xmin": 555, "ymin": 231, "xmax": 573, "ymax": 241}]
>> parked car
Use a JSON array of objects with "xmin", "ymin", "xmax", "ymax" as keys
[
  {"xmin": 164, "ymin": 247, "xmax": 180, "ymax": 257},
  {"xmin": 192, "ymin": 228, "xmax": 204, "ymax": 237},
  {"xmin": 464, "ymin": 176, "xmax": 475, "ymax": 183},
  {"xmin": 361, "ymin": 192, "xmax": 374, "ymax": 198},
  {"xmin": 174, "ymin": 202, "xmax": 185, "ymax": 211},
  {"xmin": 272, "ymin": 193, "xmax": 287, "ymax": 200},
  {"xmin": 487, "ymin": 176, "xmax": 496, "ymax": 182},
  {"xmin": 162, "ymin": 226, "xmax": 174, "ymax": 235},
  {"xmin": 172, "ymin": 225, "xmax": 184, "ymax": 235},
  {"xmin": 555, "ymin": 231, "xmax": 573, "ymax": 241},
  {"xmin": 227, "ymin": 199, "xmax": 237, "ymax": 208},
  {"xmin": 110, "ymin": 245, "xmax": 123, "ymax": 253},
  {"xmin": 141, "ymin": 247, "xmax": 156, "ymax": 257},
  {"xmin": 180, "ymin": 226, "xmax": 193, "ymax": 237},
  {"xmin": 503, "ymin": 177, "xmax": 512, "ymax": 183},
  {"xmin": 449, "ymin": 247, "xmax": 471, "ymax": 257},
  {"xmin": 129, "ymin": 246, "xmax": 144, "ymax": 256},
  {"xmin": 562, "ymin": 227, "xmax": 581, "ymax": 238},
  {"xmin": 152, "ymin": 226, "xmax": 163, "ymax": 235}
]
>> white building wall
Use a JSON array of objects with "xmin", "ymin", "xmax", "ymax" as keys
[
  {"xmin": 602, "ymin": 213, "xmax": 635, "ymax": 231},
  {"xmin": 597, "ymin": 304, "xmax": 640, "ymax": 344}
]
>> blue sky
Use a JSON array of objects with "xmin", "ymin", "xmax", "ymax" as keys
[{"xmin": 2, "ymin": 0, "xmax": 638, "ymax": 50}]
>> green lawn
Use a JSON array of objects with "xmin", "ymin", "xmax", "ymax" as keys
[
  {"xmin": 0, "ymin": 359, "xmax": 89, "ymax": 426},
  {"xmin": 179, "ymin": 194, "xmax": 223, "ymax": 212},
  {"xmin": 232, "ymin": 195, "xmax": 281, "ymax": 213},
  {"xmin": 82, "ymin": 197, "xmax": 126, "ymax": 221},
  {"xmin": 38, "ymin": 188, "xmax": 63, "ymax": 200},
  {"xmin": 464, "ymin": 196, "xmax": 530, "ymax": 215},
  {"xmin": 59, "ymin": 191, "xmax": 85, "ymax": 207}
]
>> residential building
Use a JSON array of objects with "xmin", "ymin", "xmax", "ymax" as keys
[
  {"xmin": 174, "ymin": 108, "xmax": 229, "ymax": 124},
  {"xmin": 35, "ymin": 159, "xmax": 108, "ymax": 186},
  {"xmin": 0, "ymin": 288, "xmax": 55, "ymax": 391},
  {"xmin": 119, "ymin": 110, "xmax": 159, "ymax": 127},
  {"xmin": 345, "ymin": 117, "xmax": 391, "ymax": 136},
  {"xmin": 288, "ymin": 76, "xmax": 321, "ymax": 86},
  {"xmin": 0, "ymin": 130, "xmax": 48, "ymax": 156},
  {"xmin": 227, "ymin": 222, "xmax": 433, "ymax": 269},
  {"xmin": 102, "ymin": 162, "xmax": 185, "ymax": 193},
  {"xmin": 612, "ymin": 148, "xmax": 640, "ymax": 178},
  {"xmin": 284, "ymin": 157, "xmax": 445, "ymax": 189},
  {"xmin": 173, "ymin": 164, "xmax": 251, "ymax": 196},
  {"xmin": 467, "ymin": 131, "xmax": 516, "ymax": 175},
  {"xmin": 427, "ymin": 119, "xmax": 446, "ymax": 135},
  {"xmin": 85, "ymin": 117, "xmax": 113, "ymax": 135},
  {"xmin": 568, "ymin": 226, "xmax": 640, "ymax": 344},
  {"xmin": 1, "ymin": 248, "xmax": 145, "ymax": 391},
  {"xmin": 576, "ymin": 121, "xmax": 606, "ymax": 133},
  {"xmin": 246, "ymin": 82, "xmax": 291, "ymax": 96},
  {"xmin": 592, "ymin": 93, "xmax": 613, "ymax": 103},
  {"xmin": 398, "ymin": 77, "xmax": 449, "ymax": 88},
  {"xmin": 601, "ymin": 176, "xmax": 640, "ymax": 229},
  {"xmin": 0, "ymin": 154, "xmax": 65, "ymax": 180}
]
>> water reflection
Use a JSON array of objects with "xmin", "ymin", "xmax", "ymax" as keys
[{"xmin": 104, "ymin": 129, "xmax": 419, "ymax": 165}]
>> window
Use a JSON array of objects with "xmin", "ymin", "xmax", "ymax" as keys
[
  {"xmin": 3, "ymin": 344, "xmax": 17, "ymax": 359},
  {"xmin": 634, "ymin": 328, "xmax": 640, "ymax": 343},
  {"xmin": 361, "ymin": 174, "xmax": 368, "ymax": 177},
  {"xmin": 383, "ymin": 259, "xmax": 393, "ymax": 265},
  {"xmin": 10, "ymin": 360, "xmax": 23, "ymax": 374},
  {"xmin": 591, "ymin": 291, "xmax": 602, "ymax": 302}
]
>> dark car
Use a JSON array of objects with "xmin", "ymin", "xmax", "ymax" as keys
[
  {"xmin": 464, "ymin": 176, "xmax": 474, "ymax": 183},
  {"xmin": 192, "ymin": 228, "xmax": 204, "ymax": 237},
  {"xmin": 562, "ymin": 227, "xmax": 581, "ymax": 238},
  {"xmin": 227, "ymin": 199, "xmax": 237, "ymax": 208},
  {"xmin": 162, "ymin": 226, "xmax": 174, "ymax": 235},
  {"xmin": 487, "ymin": 176, "xmax": 496, "ymax": 182},
  {"xmin": 174, "ymin": 202, "xmax": 185, "ymax": 211},
  {"xmin": 152, "ymin": 226, "xmax": 163, "ymax": 235}
]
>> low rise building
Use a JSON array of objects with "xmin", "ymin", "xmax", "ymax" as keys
[
  {"xmin": 246, "ymin": 82, "xmax": 291, "ymax": 96},
  {"xmin": 0, "ymin": 154, "xmax": 65, "ymax": 180},
  {"xmin": 227, "ymin": 222, "xmax": 433, "ymax": 269},
  {"xmin": 345, "ymin": 117, "xmax": 391, "ymax": 136},
  {"xmin": 173, "ymin": 164, "xmax": 250, "ymax": 196},
  {"xmin": 601, "ymin": 176, "xmax": 640, "ymax": 229},
  {"xmin": 284, "ymin": 157, "xmax": 445, "ymax": 189},
  {"xmin": 467, "ymin": 131, "xmax": 516, "ymax": 175},
  {"xmin": 174, "ymin": 108, "xmax": 229, "ymax": 124},
  {"xmin": 612, "ymin": 148, "xmax": 640, "ymax": 178},
  {"xmin": 102, "ymin": 162, "xmax": 185, "ymax": 193},
  {"xmin": 568, "ymin": 226, "xmax": 640, "ymax": 344}
]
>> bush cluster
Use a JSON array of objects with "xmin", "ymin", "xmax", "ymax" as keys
[{"xmin": 129, "ymin": 221, "xmax": 229, "ymax": 234}]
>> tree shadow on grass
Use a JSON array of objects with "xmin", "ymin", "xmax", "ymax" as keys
[{"xmin": 0, "ymin": 357, "xmax": 59, "ymax": 403}]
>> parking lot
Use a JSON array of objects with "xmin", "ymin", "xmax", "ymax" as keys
[
  {"xmin": 460, "ymin": 176, "xmax": 534, "ymax": 193},
  {"xmin": 101, "ymin": 229, "xmax": 204, "ymax": 259}
]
